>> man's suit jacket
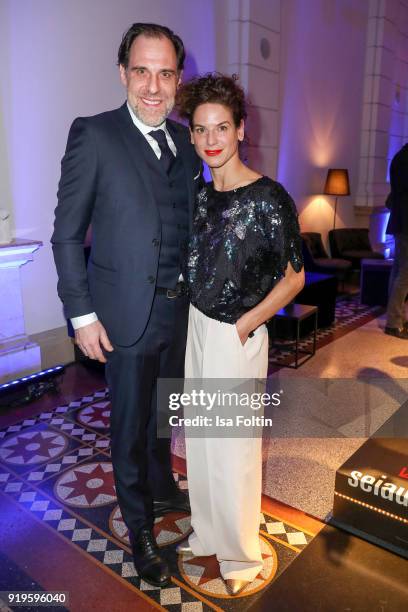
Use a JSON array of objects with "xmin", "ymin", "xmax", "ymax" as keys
[
  {"xmin": 386, "ymin": 143, "xmax": 408, "ymax": 236},
  {"xmin": 52, "ymin": 102, "xmax": 202, "ymax": 346}
]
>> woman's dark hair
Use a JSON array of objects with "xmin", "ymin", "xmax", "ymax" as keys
[
  {"xmin": 176, "ymin": 73, "xmax": 247, "ymax": 128},
  {"xmin": 117, "ymin": 23, "xmax": 185, "ymax": 71}
]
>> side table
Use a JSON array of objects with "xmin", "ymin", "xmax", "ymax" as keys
[{"xmin": 269, "ymin": 303, "xmax": 318, "ymax": 368}]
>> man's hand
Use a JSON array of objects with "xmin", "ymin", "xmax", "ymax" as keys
[{"xmin": 75, "ymin": 320, "xmax": 114, "ymax": 363}]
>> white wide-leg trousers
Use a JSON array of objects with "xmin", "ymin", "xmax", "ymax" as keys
[{"xmin": 184, "ymin": 304, "xmax": 269, "ymax": 581}]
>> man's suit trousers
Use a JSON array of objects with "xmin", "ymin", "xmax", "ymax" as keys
[{"xmin": 105, "ymin": 292, "xmax": 189, "ymax": 537}]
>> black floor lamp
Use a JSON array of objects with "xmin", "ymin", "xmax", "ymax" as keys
[{"xmin": 324, "ymin": 169, "xmax": 350, "ymax": 229}]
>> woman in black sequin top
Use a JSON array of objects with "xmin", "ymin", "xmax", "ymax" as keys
[
  {"xmin": 175, "ymin": 74, "xmax": 305, "ymax": 595},
  {"xmin": 188, "ymin": 176, "xmax": 304, "ymax": 323}
]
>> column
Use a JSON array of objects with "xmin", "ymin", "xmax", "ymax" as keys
[
  {"xmin": 224, "ymin": 0, "xmax": 281, "ymax": 177},
  {"xmin": 356, "ymin": 0, "xmax": 408, "ymax": 251}
]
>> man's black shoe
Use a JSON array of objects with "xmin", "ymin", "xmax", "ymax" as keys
[
  {"xmin": 153, "ymin": 490, "xmax": 191, "ymax": 517},
  {"xmin": 130, "ymin": 528, "xmax": 171, "ymax": 587},
  {"xmin": 385, "ymin": 326, "xmax": 408, "ymax": 339}
]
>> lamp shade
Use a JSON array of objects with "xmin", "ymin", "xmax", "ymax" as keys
[{"xmin": 323, "ymin": 169, "xmax": 350, "ymax": 196}]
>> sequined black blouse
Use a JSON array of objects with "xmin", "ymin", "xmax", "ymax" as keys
[{"xmin": 186, "ymin": 176, "xmax": 303, "ymax": 323}]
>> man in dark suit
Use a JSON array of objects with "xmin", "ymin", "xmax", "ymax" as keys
[
  {"xmin": 385, "ymin": 143, "xmax": 408, "ymax": 339},
  {"xmin": 52, "ymin": 23, "xmax": 201, "ymax": 587}
]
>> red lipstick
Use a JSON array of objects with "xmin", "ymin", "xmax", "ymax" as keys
[{"xmin": 205, "ymin": 149, "xmax": 222, "ymax": 156}]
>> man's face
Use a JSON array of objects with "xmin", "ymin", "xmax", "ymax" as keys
[{"xmin": 120, "ymin": 34, "xmax": 181, "ymax": 127}]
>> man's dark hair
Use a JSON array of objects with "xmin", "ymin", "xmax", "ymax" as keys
[
  {"xmin": 176, "ymin": 72, "xmax": 247, "ymax": 128},
  {"xmin": 117, "ymin": 23, "xmax": 185, "ymax": 71}
]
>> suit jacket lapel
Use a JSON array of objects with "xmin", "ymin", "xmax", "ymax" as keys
[
  {"xmin": 166, "ymin": 120, "xmax": 195, "ymax": 231},
  {"xmin": 113, "ymin": 104, "xmax": 159, "ymax": 217}
]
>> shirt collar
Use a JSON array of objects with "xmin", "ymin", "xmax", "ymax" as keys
[{"xmin": 126, "ymin": 101, "xmax": 168, "ymax": 136}]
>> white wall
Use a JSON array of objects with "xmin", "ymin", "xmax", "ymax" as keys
[
  {"xmin": 3, "ymin": 0, "xmax": 402, "ymax": 338},
  {"xmin": 0, "ymin": 1, "xmax": 12, "ymax": 228},
  {"xmin": 0, "ymin": 0, "xmax": 216, "ymax": 335},
  {"xmin": 278, "ymin": 0, "xmax": 369, "ymax": 244},
  {"xmin": 231, "ymin": 0, "xmax": 282, "ymax": 178}
]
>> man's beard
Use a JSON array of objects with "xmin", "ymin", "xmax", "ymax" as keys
[{"xmin": 131, "ymin": 96, "xmax": 175, "ymax": 127}]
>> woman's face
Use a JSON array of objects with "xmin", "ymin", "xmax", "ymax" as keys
[{"xmin": 190, "ymin": 103, "xmax": 244, "ymax": 168}]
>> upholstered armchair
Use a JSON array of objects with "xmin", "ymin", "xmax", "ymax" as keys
[
  {"xmin": 328, "ymin": 228, "xmax": 384, "ymax": 269},
  {"xmin": 301, "ymin": 232, "xmax": 352, "ymax": 286}
]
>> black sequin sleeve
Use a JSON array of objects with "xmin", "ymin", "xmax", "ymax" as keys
[{"xmin": 263, "ymin": 181, "xmax": 304, "ymax": 282}]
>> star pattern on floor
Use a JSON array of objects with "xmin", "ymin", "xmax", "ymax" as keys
[
  {"xmin": 109, "ymin": 505, "xmax": 129, "ymax": 543},
  {"xmin": 179, "ymin": 537, "xmax": 277, "ymax": 598},
  {"xmin": 54, "ymin": 461, "xmax": 116, "ymax": 507},
  {"xmin": 77, "ymin": 402, "xmax": 111, "ymax": 429},
  {"xmin": 109, "ymin": 504, "xmax": 192, "ymax": 547},
  {"xmin": 0, "ymin": 430, "xmax": 68, "ymax": 465},
  {"xmin": 185, "ymin": 555, "xmax": 222, "ymax": 587},
  {"xmin": 154, "ymin": 512, "xmax": 192, "ymax": 547},
  {"xmin": 0, "ymin": 385, "xmax": 317, "ymax": 610}
]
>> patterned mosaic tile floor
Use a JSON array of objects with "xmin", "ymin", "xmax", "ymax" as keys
[
  {"xmin": 0, "ymin": 388, "xmax": 317, "ymax": 611},
  {"xmin": 1, "ymin": 293, "xmax": 384, "ymax": 610}
]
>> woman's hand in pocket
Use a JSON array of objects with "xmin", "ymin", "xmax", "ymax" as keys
[{"xmin": 235, "ymin": 314, "xmax": 254, "ymax": 346}]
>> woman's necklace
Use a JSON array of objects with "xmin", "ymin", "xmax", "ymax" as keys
[{"xmin": 214, "ymin": 176, "xmax": 261, "ymax": 192}]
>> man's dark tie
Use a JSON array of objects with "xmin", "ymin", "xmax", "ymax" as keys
[{"xmin": 148, "ymin": 129, "xmax": 175, "ymax": 173}]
